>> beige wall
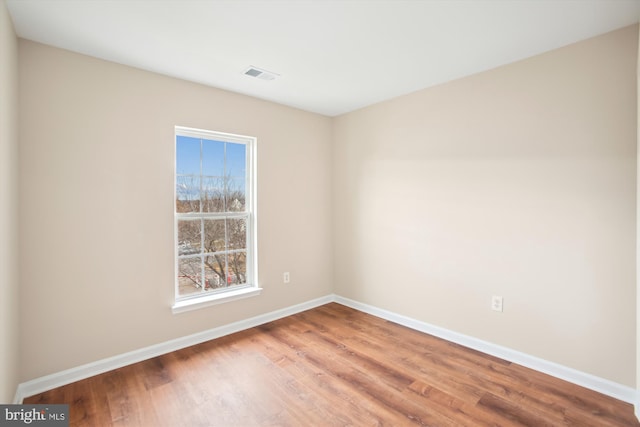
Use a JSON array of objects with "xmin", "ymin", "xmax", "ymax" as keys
[
  {"xmin": 333, "ymin": 25, "xmax": 638, "ymax": 386},
  {"xmin": 637, "ymin": 24, "xmax": 640, "ymax": 404},
  {"xmin": 18, "ymin": 40, "xmax": 333, "ymax": 381},
  {"xmin": 0, "ymin": 0, "xmax": 20, "ymax": 403}
]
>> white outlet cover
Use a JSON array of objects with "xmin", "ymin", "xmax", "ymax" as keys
[{"xmin": 492, "ymin": 296, "xmax": 503, "ymax": 312}]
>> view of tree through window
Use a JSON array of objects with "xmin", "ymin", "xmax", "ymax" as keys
[{"xmin": 175, "ymin": 128, "xmax": 254, "ymax": 300}]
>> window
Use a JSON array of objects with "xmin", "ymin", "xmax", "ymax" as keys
[{"xmin": 173, "ymin": 126, "xmax": 259, "ymax": 313}]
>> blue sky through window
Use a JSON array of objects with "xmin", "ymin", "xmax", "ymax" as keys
[
  {"xmin": 176, "ymin": 135, "xmax": 247, "ymax": 207},
  {"xmin": 176, "ymin": 135, "xmax": 246, "ymax": 178}
]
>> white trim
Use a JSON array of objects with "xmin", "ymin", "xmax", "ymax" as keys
[
  {"xmin": 334, "ymin": 295, "xmax": 638, "ymax": 405},
  {"xmin": 172, "ymin": 286, "xmax": 262, "ymax": 314},
  {"xmin": 14, "ymin": 293, "xmax": 637, "ymax": 407},
  {"xmin": 14, "ymin": 294, "xmax": 334, "ymax": 403},
  {"xmin": 175, "ymin": 126, "xmax": 255, "ymax": 145}
]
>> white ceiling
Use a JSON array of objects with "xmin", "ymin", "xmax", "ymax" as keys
[{"xmin": 6, "ymin": 0, "xmax": 640, "ymax": 117}]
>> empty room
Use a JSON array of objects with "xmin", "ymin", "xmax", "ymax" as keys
[{"xmin": 1, "ymin": 0, "xmax": 640, "ymax": 425}]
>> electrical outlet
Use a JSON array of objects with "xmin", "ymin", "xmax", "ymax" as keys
[
  {"xmin": 491, "ymin": 296, "xmax": 503, "ymax": 312},
  {"xmin": 283, "ymin": 272, "xmax": 290, "ymax": 284}
]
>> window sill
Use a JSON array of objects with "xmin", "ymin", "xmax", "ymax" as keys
[{"xmin": 172, "ymin": 287, "xmax": 262, "ymax": 314}]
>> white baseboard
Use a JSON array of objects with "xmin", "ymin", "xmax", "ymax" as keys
[
  {"xmin": 15, "ymin": 293, "xmax": 638, "ymax": 409},
  {"xmin": 14, "ymin": 294, "xmax": 334, "ymax": 403},
  {"xmin": 12, "ymin": 388, "xmax": 21, "ymax": 405},
  {"xmin": 334, "ymin": 295, "xmax": 638, "ymax": 405}
]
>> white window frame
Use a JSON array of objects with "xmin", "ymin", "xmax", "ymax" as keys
[{"xmin": 172, "ymin": 126, "xmax": 260, "ymax": 314}]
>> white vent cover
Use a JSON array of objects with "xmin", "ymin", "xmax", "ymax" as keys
[{"xmin": 244, "ymin": 66, "xmax": 279, "ymax": 81}]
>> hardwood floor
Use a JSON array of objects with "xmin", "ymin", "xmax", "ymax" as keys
[{"xmin": 25, "ymin": 303, "xmax": 639, "ymax": 426}]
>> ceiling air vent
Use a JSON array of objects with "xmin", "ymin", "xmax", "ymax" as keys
[{"xmin": 244, "ymin": 66, "xmax": 279, "ymax": 81}]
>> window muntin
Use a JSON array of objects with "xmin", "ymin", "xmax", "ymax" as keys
[{"xmin": 175, "ymin": 127, "xmax": 256, "ymax": 302}]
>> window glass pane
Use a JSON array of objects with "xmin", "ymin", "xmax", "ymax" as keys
[
  {"xmin": 202, "ymin": 139, "xmax": 225, "ymax": 177},
  {"xmin": 176, "ymin": 176, "xmax": 200, "ymax": 213},
  {"xmin": 203, "ymin": 219, "xmax": 226, "ymax": 253},
  {"xmin": 204, "ymin": 254, "xmax": 227, "ymax": 290},
  {"xmin": 228, "ymin": 218, "xmax": 247, "ymax": 250},
  {"xmin": 226, "ymin": 178, "xmax": 246, "ymax": 212},
  {"xmin": 228, "ymin": 252, "xmax": 247, "ymax": 285},
  {"xmin": 177, "ymin": 219, "xmax": 201, "ymax": 255},
  {"xmin": 176, "ymin": 136, "xmax": 200, "ymax": 175},
  {"xmin": 178, "ymin": 257, "xmax": 202, "ymax": 296},
  {"xmin": 226, "ymin": 143, "xmax": 246, "ymax": 177},
  {"xmin": 202, "ymin": 176, "xmax": 225, "ymax": 212}
]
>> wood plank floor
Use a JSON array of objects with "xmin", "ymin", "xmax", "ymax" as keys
[{"xmin": 25, "ymin": 303, "xmax": 639, "ymax": 426}]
